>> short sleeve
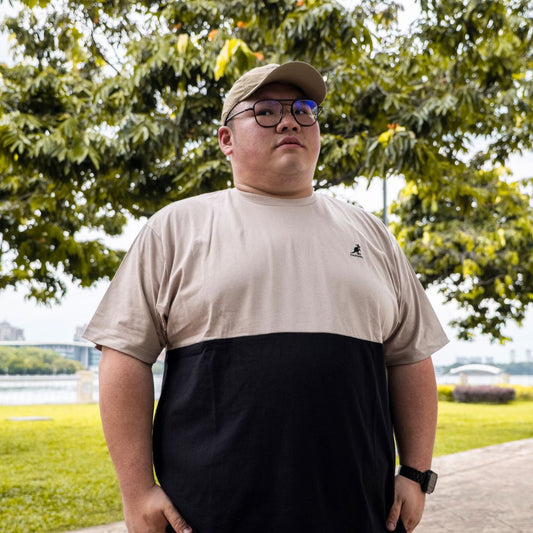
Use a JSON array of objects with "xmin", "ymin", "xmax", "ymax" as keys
[
  {"xmin": 383, "ymin": 232, "xmax": 449, "ymax": 366},
  {"xmin": 83, "ymin": 224, "xmax": 169, "ymax": 364}
]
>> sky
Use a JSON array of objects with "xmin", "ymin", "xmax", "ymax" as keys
[{"xmin": 1, "ymin": 2, "xmax": 532, "ymax": 366}]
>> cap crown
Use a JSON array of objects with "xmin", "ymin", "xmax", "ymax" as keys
[{"xmin": 221, "ymin": 61, "xmax": 326, "ymax": 124}]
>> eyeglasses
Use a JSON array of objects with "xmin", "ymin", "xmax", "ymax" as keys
[{"xmin": 225, "ymin": 99, "xmax": 322, "ymax": 127}]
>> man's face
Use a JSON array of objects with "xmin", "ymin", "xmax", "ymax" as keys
[{"xmin": 218, "ymin": 83, "xmax": 321, "ymax": 198}]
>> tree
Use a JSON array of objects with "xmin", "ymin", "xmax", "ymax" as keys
[
  {"xmin": 1, "ymin": 0, "xmax": 532, "ymax": 341},
  {"xmin": 0, "ymin": 346, "xmax": 83, "ymax": 374},
  {"xmin": 386, "ymin": 0, "xmax": 533, "ymax": 341}
]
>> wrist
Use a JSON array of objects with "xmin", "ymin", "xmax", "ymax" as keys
[
  {"xmin": 398, "ymin": 465, "xmax": 438, "ymax": 494},
  {"xmin": 119, "ymin": 476, "xmax": 157, "ymax": 501}
]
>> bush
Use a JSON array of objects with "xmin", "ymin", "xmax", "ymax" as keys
[
  {"xmin": 452, "ymin": 385, "xmax": 516, "ymax": 404},
  {"xmin": 437, "ymin": 384, "xmax": 455, "ymax": 402},
  {"xmin": 504, "ymin": 385, "xmax": 533, "ymax": 401}
]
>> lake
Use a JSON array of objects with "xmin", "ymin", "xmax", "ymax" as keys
[
  {"xmin": 1, "ymin": 373, "xmax": 532, "ymax": 406},
  {"xmin": 0, "ymin": 373, "xmax": 164, "ymax": 405},
  {"xmin": 436, "ymin": 374, "xmax": 533, "ymax": 386}
]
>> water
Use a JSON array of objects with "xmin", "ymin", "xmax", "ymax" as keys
[
  {"xmin": 436, "ymin": 374, "xmax": 533, "ymax": 386},
  {"xmin": 0, "ymin": 373, "xmax": 164, "ymax": 405},
  {"xmin": 1, "ymin": 374, "xmax": 532, "ymax": 406}
]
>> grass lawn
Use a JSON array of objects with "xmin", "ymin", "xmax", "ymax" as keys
[
  {"xmin": 433, "ymin": 400, "xmax": 533, "ymax": 456},
  {"xmin": 0, "ymin": 404, "xmax": 122, "ymax": 533},
  {"xmin": 1, "ymin": 400, "xmax": 533, "ymax": 532}
]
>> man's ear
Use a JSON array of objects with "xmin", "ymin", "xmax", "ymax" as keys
[{"xmin": 218, "ymin": 126, "xmax": 234, "ymax": 156}]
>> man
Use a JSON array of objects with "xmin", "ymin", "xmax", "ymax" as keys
[{"xmin": 84, "ymin": 61, "xmax": 448, "ymax": 533}]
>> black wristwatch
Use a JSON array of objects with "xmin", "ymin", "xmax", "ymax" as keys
[{"xmin": 398, "ymin": 465, "xmax": 438, "ymax": 494}]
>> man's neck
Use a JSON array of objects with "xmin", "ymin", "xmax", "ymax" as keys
[{"xmin": 234, "ymin": 182, "xmax": 314, "ymax": 199}]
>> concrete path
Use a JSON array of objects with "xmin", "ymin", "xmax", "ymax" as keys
[
  {"xmin": 66, "ymin": 438, "xmax": 533, "ymax": 533},
  {"xmin": 416, "ymin": 438, "xmax": 533, "ymax": 532}
]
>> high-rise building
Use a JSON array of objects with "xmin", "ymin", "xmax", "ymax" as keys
[
  {"xmin": 0, "ymin": 320, "xmax": 25, "ymax": 341},
  {"xmin": 74, "ymin": 325, "xmax": 87, "ymax": 342}
]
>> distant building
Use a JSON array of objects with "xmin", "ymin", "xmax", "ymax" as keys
[
  {"xmin": 0, "ymin": 323, "xmax": 103, "ymax": 369},
  {"xmin": 74, "ymin": 325, "xmax": 87, "ymax": 342},
  {"xmin": 0, "ymin": 320, "xmax": 25, "ymax": 341},
  {"xmin": 0, "ymin": 340, "xmax": 101, "ymax": 369},
  {"xmin": 456, "ymin": 356, "xmax": 483, "ymax": 365}
]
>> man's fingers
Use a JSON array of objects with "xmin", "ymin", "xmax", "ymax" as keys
[
  {"xmin": 386, "ymin": 498, "xmax": 401, "ymax": 531},
  {"xmin": 163, "ymin": 501, "xmax": 192, "ymax": 533}
]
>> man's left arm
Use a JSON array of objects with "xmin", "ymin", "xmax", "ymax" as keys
[{"xmin": 386, "ymin": 357, "xmax": 438, "ymax": 533}]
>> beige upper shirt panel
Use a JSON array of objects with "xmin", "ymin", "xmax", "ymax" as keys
[
  {"xmin": 160, "ymin": 190, "xmax": 397, "ymax": 348},
  {"xmin": 83, "ymin": 189, "xmax": 448, "ymax": 364}
]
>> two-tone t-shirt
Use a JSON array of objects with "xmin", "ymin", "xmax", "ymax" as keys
[{"xmin": 84, "ymin": 188, "xmax": 448, "ymax": 532}]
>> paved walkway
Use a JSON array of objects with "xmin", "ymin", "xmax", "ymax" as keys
[
  {"xmin": 66, "ymin": 438, "xmax": 533, "ymax": 533},
  {"xmin": 416, "ymin": 438, "xmax": 533, "ymax": 532}
]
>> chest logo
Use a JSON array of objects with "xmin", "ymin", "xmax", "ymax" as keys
[{"xmin": 350, "ymin": 244, "xmax": 363, "ymax": 258}]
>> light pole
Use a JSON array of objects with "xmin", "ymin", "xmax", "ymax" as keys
[{"xmin": 382, "ymin": 176, "xmax": 387, "ymax": 226}]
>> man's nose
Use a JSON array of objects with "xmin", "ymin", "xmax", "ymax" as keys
[{"xmin": 276, "ymin": 106, "xmax": 301, "ymax": 132}]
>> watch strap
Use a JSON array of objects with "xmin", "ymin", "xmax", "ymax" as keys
[
  {"xmin": 399, "ymin": 465, "xmax": 425, "ymax": 484},
  {"xmin": 399, "ymin": 465, "xmax": 438, "ymax": 494}
]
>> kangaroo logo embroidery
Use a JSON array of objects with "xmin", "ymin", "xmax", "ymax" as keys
[{"xmin": 350, "ymin": 244, "xmax": 363, "ymax": 258}]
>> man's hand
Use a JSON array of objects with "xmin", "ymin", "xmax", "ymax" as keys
[
  {"xmin": 387, "ymin": 358, "xmax": 437, "ymax": 532},
  {"xmin": 123, "ymin": 484, "xmax": 192, "ymax": 533},
  {"xmin": 99, "ymin": 349, "xmax": 191, "ymax": 532},
  {"xmin": 386, "ymin": 475, "xmax": 426, "ymax": 533}
]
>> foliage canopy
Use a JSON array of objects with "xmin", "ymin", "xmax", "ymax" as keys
[
  {"xmin": 1, "ymin": 0, "xmax": 532, "ymax": 342},
  {"xmin": 0, "ymin": 345, "xmax": 83, "ymax": 374}
]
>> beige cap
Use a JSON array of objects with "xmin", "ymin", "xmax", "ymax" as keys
[{"xmin": 221, "ymin": 61, "xmax": 327, "ymax": 125}]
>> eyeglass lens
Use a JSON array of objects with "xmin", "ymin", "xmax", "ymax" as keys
[{"xmin": 253, "ymin": 99, "xmax": 319, "ymax": 127}]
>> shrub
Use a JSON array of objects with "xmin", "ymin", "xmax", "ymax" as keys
[
  {"xmin": 437, "ymin": 384, "xmax": 455, "ymax": 402},
  {"xmin": 505, "ymin": 385, "xmax": 533, "ymax": 401},
  {"xmin": 452, "ymin": 385, "xmax": 516, "ymax": 404}
]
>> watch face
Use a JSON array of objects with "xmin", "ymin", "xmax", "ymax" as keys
[{"xmin": 423, "ymin": 471, "xmax": 438, "ymax": 494}]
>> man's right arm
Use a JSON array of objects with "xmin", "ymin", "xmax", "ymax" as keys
[{"xmin": 99, "ymin": 347, "xmax": 192, "ymax": 533}]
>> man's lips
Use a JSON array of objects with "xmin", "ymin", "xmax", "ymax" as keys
[{"xmin": 276, "ymin": 137, "xmax": 302, "ymax": 147}]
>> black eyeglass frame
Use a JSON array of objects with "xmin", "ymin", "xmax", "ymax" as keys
[{"xmin": 224, "ymin": 98, "xmax": 322, "ymax": 127}]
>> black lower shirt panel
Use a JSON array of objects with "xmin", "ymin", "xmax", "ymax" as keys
[{"xmin": 153, "ymin": 332, "xmax": 396, "ymax": 533}]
